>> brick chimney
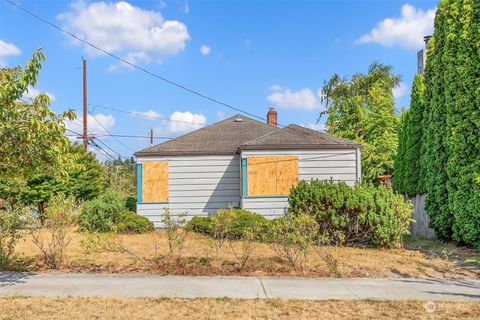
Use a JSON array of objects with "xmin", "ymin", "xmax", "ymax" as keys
[{"xmin": 267, "ymin": 107, "xmax": 277, "ymax": 127}]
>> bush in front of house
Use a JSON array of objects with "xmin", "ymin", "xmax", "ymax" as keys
[
  {"xmin": 116, "ymin": 211, "xmax": 154, "ymax": 234},
  {"xmin": 78, "ymin": 189, "xmax": 126, "ymax": 232},
  {"xmin": 186, "ymin": 209, "xmax": 268, "ymax": 239},
  {"xmin": 288, "ymin": 180, "xmax": 413, "ymax": 248},
  {"xmin": 125, "ymin": 197, "xmax": 137, "ymax": 212},
  {"xmin": 79, "ymin": 189, "xmax": 152, "ymax": 234},
  {"xmin": 186, "ymin": 216, "xmax": 213, "ymax": 235}
]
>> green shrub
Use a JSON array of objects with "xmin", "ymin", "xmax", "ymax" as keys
[
  {"xmin": 262, "ymin": 214, "xmax": 318, "ymax": 270},
  {"xmin": 78, "ymin": 189, "xmax": 126, "ymax": 232},
  {"xmin": 116, "ymin": 211, "xmax": 154, "ymax": 234},
  {"xmin": 220, "ymin": 209, "xmax": 268, "ymax": 239},
  {"xmin": 186, "ymin": 216, "xmax": 213, "ymax": 235},
  {"xmin": 289, "ymin": 180, "xmax": 412, "ymax": 248},
  {"xmin": 186, "ymin": 209, "xmax": 268, "ymax": 239},
  {"xmin": 125, "ymin": 197, "xmax": 136, "ymax": 212}
]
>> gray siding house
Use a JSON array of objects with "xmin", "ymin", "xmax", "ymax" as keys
[{"xmin": 134, "ymin": 108, "xmax": 361, "ymax": 226}]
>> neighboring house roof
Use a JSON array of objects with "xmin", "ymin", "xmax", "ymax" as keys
[{"xmin": 135, "ymin": 115, "xmax": 361, "ymax": 157}]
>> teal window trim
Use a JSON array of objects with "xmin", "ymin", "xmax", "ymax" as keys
[
  {"xmin": 241, "ymin": 158, "xmax": 248, "ymax": 196},
  {"xmin": 137, "ymin": 163, "xmax": 142, "ymax": 203}
]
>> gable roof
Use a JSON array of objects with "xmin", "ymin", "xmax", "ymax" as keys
[
  {"xmin": 134, "ymin": 114, "xmax": 277, "ymax": 156},
  {"xmin": 135, "ymin": 115, "xmax": 361, "ymax": 157},
  {"xmin": 239, "ymin": 124, "xmax": 362, "ymax": 150}
]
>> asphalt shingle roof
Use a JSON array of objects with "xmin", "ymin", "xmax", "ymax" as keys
[
  {"xmin": 240, "ymin": 124, "xmax": 362, "ymax": 149},
  {"xmin": 135, "ymin": 115, "xmax": 361, "ymax": 157},
  {"xmin": 134, "ymin": 115, "xmax": 277, "ymax": 156}
]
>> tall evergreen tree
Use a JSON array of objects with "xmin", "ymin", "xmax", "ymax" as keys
[
  {"xmin": 443, "ymin": 0, "xmax": 480, "ymax": 246},
  {"xmin": 405, "ymin": 75, "xmax": 425, "ymax": 195},
  {"xmin": 392, "ymin": 109, "xmax": 410, "ymax": 194},
  {"xmin": 421, "ymin": 0, "xmax": 479, "ymax": 246},
  {"xmin": 421, "ymin": 2, "xmax": 452, "ymax": 240}
]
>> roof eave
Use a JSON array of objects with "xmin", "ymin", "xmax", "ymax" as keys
[{"xmin": 134, "ymin": 150, "xmax": 239, "ymax": 157}]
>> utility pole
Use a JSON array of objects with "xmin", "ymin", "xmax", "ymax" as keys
[
  {"xmin": 83, "ymin": 58, "xmax": 88, "ymax": 150},
  {"xmin": 150, "ymin": 128, "xmax": 154, "ymax": 146}
]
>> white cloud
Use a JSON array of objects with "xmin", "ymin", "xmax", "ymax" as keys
[
  {"xmin": 168, "ymin": 111, "xmax": 206, "ymax": 133},
  {"xmin": 134, "ymin": 109, "xmax": 162, "ymax": 120},
  {"xmin": 0, "ymin": 39, "xmax": 21, "ymax": 66},
  {"xmin": 22, "ymin": 86, "xmax": 56, "ymax": 102},
  {"xmin": 356, "ymin": 4, "xmax": 435, "ymax": 49},
  {"xmin": 267, "ymin": 87, "xmax": 321, "ymax": 110},
  {"xmin": 200, "ymin": 44, "xmax": 211, "ymax": 56},
  {"xmin": 65, "ymin": 113, "xmax": 115, "ymax": 140},
  {"xmin": 58, "ymin": 1, "xmax": 190, "ymax": 68},
  {"xmin": 393, "ymin": 82, "xmax": 409, "ymax": 99}
]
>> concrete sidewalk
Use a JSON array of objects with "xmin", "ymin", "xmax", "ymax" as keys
[{"xmin": 0, "ymin": 272, "xmax": 479, "ymax": 301}]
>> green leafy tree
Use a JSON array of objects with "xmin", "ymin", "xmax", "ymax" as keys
[
  {"xmin": 0, "ymin": 49, "xmax": 75, "ymax": 178},
  {"xmin": 65, "ymin": 143, "xmax": 104, "ymax": 201},
  {"xmin": 321, "ymin": 62, "xmax": 401, "ymax": 181},
  {"xmin": 21, "ymin": 143, "xmax": 104, "ymax": 222},
  {"xmin": 103, "ymin": 157, "xmax": 136, "ymax": 198}
]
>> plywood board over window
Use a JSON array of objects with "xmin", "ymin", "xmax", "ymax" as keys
[
  {"xmin": 142, "ymin": 162, "xmax": 169, "ymax": 202},
  {"xmin": 247, "ymin": 156, "xmax": 298, "ymax": 196}
]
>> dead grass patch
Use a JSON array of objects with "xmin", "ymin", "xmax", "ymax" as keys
[
  {"xmin": 0, "ymin": 297, "xmax": 479, "ymax": 320},
  {"xmin": 13, "ymin": 231, "xmax": 479, "ymax": 279}
]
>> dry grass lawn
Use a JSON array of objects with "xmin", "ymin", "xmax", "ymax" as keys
[
  {"xmin": 0, "ymin": 297, "xmax": 479, "ymax": 320},
  {"xmin": 13, "ymin": 231, "xmax": 479, "ymax": 279}
]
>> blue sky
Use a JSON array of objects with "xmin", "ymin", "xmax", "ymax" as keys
[{"xmin": 0, "ymin": 0, "xmax": 438, "ymax": 160}]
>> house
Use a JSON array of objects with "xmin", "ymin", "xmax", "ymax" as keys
[{"xmin": 134, "ymin": 108, "xmax": 362, "ymax": 226}]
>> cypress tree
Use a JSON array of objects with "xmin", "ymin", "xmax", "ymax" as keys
[
  {"xmin": 392, "ymin": 110, "xmax": 409, "ymax": 194},
  {"xmin": 421, "ymin": 0, "xmax": 479, "ymax": 246},
  {"xmin": 404, "ymin": 75, "xmax": 425, "ymax": 195},
  {"xmin": 421, "ymin": 1, "xmax": 452, "ymax": 240},
  {"xmin": 443, "ymin": 0, "xmax": 480, "ymax": 247}
]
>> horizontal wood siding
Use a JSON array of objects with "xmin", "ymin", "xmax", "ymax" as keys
[
  {"xmin": 137, "ymin": 155, "xmax": 240, "ymax": 226},
  {"xmin": 241, "ymin": 149, "xmax": 359, "ymax": 218},
  {"xmin": 241, "ymin": 197, "xmax": 289, "ymax": 218}
]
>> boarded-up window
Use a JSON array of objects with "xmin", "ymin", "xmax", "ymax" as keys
[
  {"xmin": 142, "ymin": 162, "xmax": 169, "ymax": 202},
  {"xmin": 247, "ymin": 156, "xmax": 298, "ymax": 196}
]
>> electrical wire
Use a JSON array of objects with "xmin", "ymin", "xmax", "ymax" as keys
[
  {"xmin": 5, "ymin": 0, "xmax": 356, "ymax": 146},
  {"xmin": 91, "ymin": 103, "xmax": 205, "ymax": 127},
  {"xmin": 5, "ymin": 0, "xmax": 266, "ymax": 122},
  {"xmin": 88, "ymin": 110, "xmax": 136, "ymax": 152}
]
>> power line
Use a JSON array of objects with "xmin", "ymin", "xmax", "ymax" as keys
[
  {"xmin": 91, "ymin": 103, "xmax": 206, "ymax": 127},
  {"xmin": 5, "ymin": 0, "xmax": 266, "ymax": 122},
  {"xmin": 65, "ymin": 133, "xmax": 173, "ymax": 139},
  {"xmin": 65, "ymin": 126, "xmax": 127, "ymax": 160},
  {"xmin": 5, "ymin": 0, "xmax": 354, "ymax": 145},
  {"xmin": 89, "ymin": 140, "xmax": 117, "ymax": 161},
  {"xmin": 88, "ymin": 110, "xmax": 136, "ymax": 153},
  {"xmin": 94, "ymin": 138, "xmax": 128, "ymax": 160}
]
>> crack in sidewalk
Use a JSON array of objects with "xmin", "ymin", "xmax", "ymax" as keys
[{"xmin": 257, "ymin": 277, "xmax": 268, "ymax": 298}]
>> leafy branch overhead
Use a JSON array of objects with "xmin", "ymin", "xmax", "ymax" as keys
[
  {"xmin": 320, "ymin": 62, "xmax": 401, "ymax": 182},
  {"xmin": 0, "ymin": 49, "xmax": 76, "ymax": 178}
]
